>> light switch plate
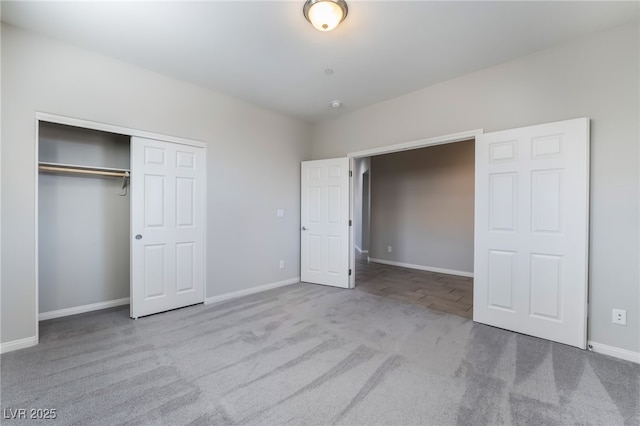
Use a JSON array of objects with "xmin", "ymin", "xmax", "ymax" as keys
[{"xmin": 276, "ymin": 209, "xmax": 284, "ymax": 218}]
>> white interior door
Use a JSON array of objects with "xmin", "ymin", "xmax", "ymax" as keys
[
  {"xmin": 301, "ymin": 158, "xmax": 350, "ymax": 288},
  {"xmin": 131, "ymin": 137, "xmax": 205, "ymax": 318},
  {"xmin": 474, "ymin": 118, "xmax": 589, "ymax": 348}
]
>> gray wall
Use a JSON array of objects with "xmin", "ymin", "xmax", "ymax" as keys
[
  {"xmin": 353, "ymin": 157, "xmax": 370, "ymax": 252},
  {"xmin": 312, "ymin": 23, "xmax": 640, "ymax": 353},
  {"xmin": 38, "ymin": 122, "xmax": 130, "ymax": 313},
  {"xmin": 369, "ymin": 141, "xmax": 474, "ymax": 274},
  {"xmin": 1, "ymin": 24, "xmax": 310, "ymax": 345}
]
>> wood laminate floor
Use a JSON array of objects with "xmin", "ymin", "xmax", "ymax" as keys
[{"xmin": 355, "ymin": 254, "xmax": 473, "ymax": 319}]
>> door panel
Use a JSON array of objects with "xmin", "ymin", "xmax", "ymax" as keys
[
  {"xmin": 144, "ymin": 244, "xmax": 166, "ymax": 298},
  {"xmin": 301, "ymin": 158, "xmax": 350, "ymax": 288},
  {"xmin": 474, "ymin": 118, "xmax": 589, "ymax": 348},
  {"xmin": 487, "ymin": 250, "xmax": 515, "ymax": 310},
  {"xmin": 176, "ymin": 177, "xmax": 195, "ymax": 227},
  {"xmin": 531, "ymin": 170, "xmax": 562, "ymax": 232},
  {"xmin": 530, "ymin": 254, "xmax": 561, "ymax": 319},
  {"xmin": 489, "ymin": 173, "xmax": 516, "ymax": 231},
  {"xmin": 144, "ymin": 175, "xmax": 165, "ymax": 227},
  {"xmin": 131, "ymin": 137, "xmax": 205, "ymax": 318},
  {"xmin": 176, "ymin": 242, "xmax": 195, "ymax": 293}
]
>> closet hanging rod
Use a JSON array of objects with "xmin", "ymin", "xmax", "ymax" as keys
[
  {"xmin": 38, "ymin": 161, "xmax": 130, "ymax": 177},
  {"xmin": 39, "ymin": 166, "xmax": 128, "ymax": 177}
]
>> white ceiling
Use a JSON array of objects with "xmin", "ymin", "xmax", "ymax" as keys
[{"xmin": 2, "ymin": 1, "xmax": 638, "ymax": 123}]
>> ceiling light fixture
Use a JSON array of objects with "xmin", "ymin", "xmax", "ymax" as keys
[{"xmin": 303, "ymin": 0, "xmax": 348, "ymax": 32}]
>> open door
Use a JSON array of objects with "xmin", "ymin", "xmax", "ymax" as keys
[
  {"xmin": 301, "ymin": 158, "xmax": 350, "ymax": 288},
  {"xmin": 130, "ymin": 136, "xmax": 206, "ymax": 318},
  {"xmin": 474, "ymin": 118, "xmax": 589, "ymax": 348}
]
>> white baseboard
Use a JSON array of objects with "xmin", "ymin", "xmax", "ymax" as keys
[
  {"xmin": 0, "ymin": 335, "xmax": 38, "ymax": 354},
  {"xmin": 205, "ymin": 277, "xmax": 300, "ymax": 305},
  {"xmin": 588, "ymin": 340, "xmax": 640, "ymax": 364},
  {"xmin": 355, "ymin": 245, "xmax": 369, "ymax": 255},
  {"xmin": 368, "ymin": 258, "xmax": 473, "ymax": 278},
  {"xmin": 39, "ymin": 297, "xmax": 130, "ymax": 321}
]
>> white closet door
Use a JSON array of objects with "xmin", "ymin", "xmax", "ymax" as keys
[
  {"xmin": 474, "ymin": 118, "xmax": 589, "ymax": 348},
  {"xmin": 130, "ymin": 137, "xmax": 205, "ymax": 318},
  {"xmin": 301, "ymin": 158, "xmax": 350, "ymax": 288}
]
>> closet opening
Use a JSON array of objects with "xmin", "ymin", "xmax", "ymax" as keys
[
  {"xmin": 35, "ymin": 113, "xmax": 207, "ymax": 329},
  {"xmin": 38, "ymin": 121, "xmax": 131, "ymax": 321}
]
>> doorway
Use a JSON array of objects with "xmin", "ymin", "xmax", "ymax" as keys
[
  {"xmin": 353, "ymin": 158, "xmax": 371, "ymax": 256},
  {"xmin": 361, "ymin": 170, "xmax": 370, "ymax": 254},
  {"xmin": 347, "ymin": 129, "xmax": 481, "ymax": 289},
  {"xmin": 353, "ymin": 140, "xmax": 475, "ymax": 319},
  {"xmin": 303, "ymin": 119, "xmax": 589, "ymax": 348}
]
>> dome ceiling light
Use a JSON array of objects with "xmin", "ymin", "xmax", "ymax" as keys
[{"xmin": 303, "ymin": 0, "xmax": 348, "ymax": 32}]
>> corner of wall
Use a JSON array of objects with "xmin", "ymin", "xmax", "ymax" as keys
[{"xmin": 0, "ymin": 335, "xmax": 38, "ymax": 354}]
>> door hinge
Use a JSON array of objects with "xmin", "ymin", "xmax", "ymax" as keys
[
  {"xmin": 349, "ymin": 171, "xmax": 353, "ymax": 177},
  {"xmin": 349, "ymin": 269, "xmax": 352, "ymax": 276},
  {"xmin": 349, "ymin": 220, "xmax": 352, "ymax": 226}
]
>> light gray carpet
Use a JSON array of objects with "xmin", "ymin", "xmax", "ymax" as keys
[{"xmin": 1, "ymin": 283, "xmax": 639, "ymax": 425}]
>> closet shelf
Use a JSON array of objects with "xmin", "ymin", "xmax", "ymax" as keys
[{"xmin": 38, "ymin": 161, "xmax": 130, "ymax": 177}]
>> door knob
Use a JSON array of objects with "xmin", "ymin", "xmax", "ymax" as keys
[
  {"xmin": 301, "ymin": 226, "xmax": 307, "ymax": 231},
  {"xmin": 135, "ymin": 234, "xmax": 142, "ymax": 240}
]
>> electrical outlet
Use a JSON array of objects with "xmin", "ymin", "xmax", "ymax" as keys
[
  {"xmin": 387, "ymin": 246, "xmax": 392, "ymax": 253},
  {"xmin": 279, "ymin": 260, "xmax": 285, "ymax": 269},
  {"xmin": 612, "ymin": 309, "xmax": 627, "ymax": 325}
]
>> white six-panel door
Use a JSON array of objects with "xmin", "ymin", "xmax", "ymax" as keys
[
  {"xmin": 131, "ymin": 137, "xmax": 205, "ymax": 318},
  {"xmin": 474, "ymin": 118, "xmax": 589, "ymax": 348},
  {"xmin": 301, "ymin": 158, "xmax": 350, "ymax": 288}
]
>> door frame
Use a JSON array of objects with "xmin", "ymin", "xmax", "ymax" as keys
[
  {"xmin": 346, "ymin": 129, "xmax": 483, "ymax": 288},
  {"xmin": 360, "ymin": 169, "xmax": 370, "ymax": 255},
  {"xmin": 33, "ymin": 112, "xmax": 207, "ymax": 344}
]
